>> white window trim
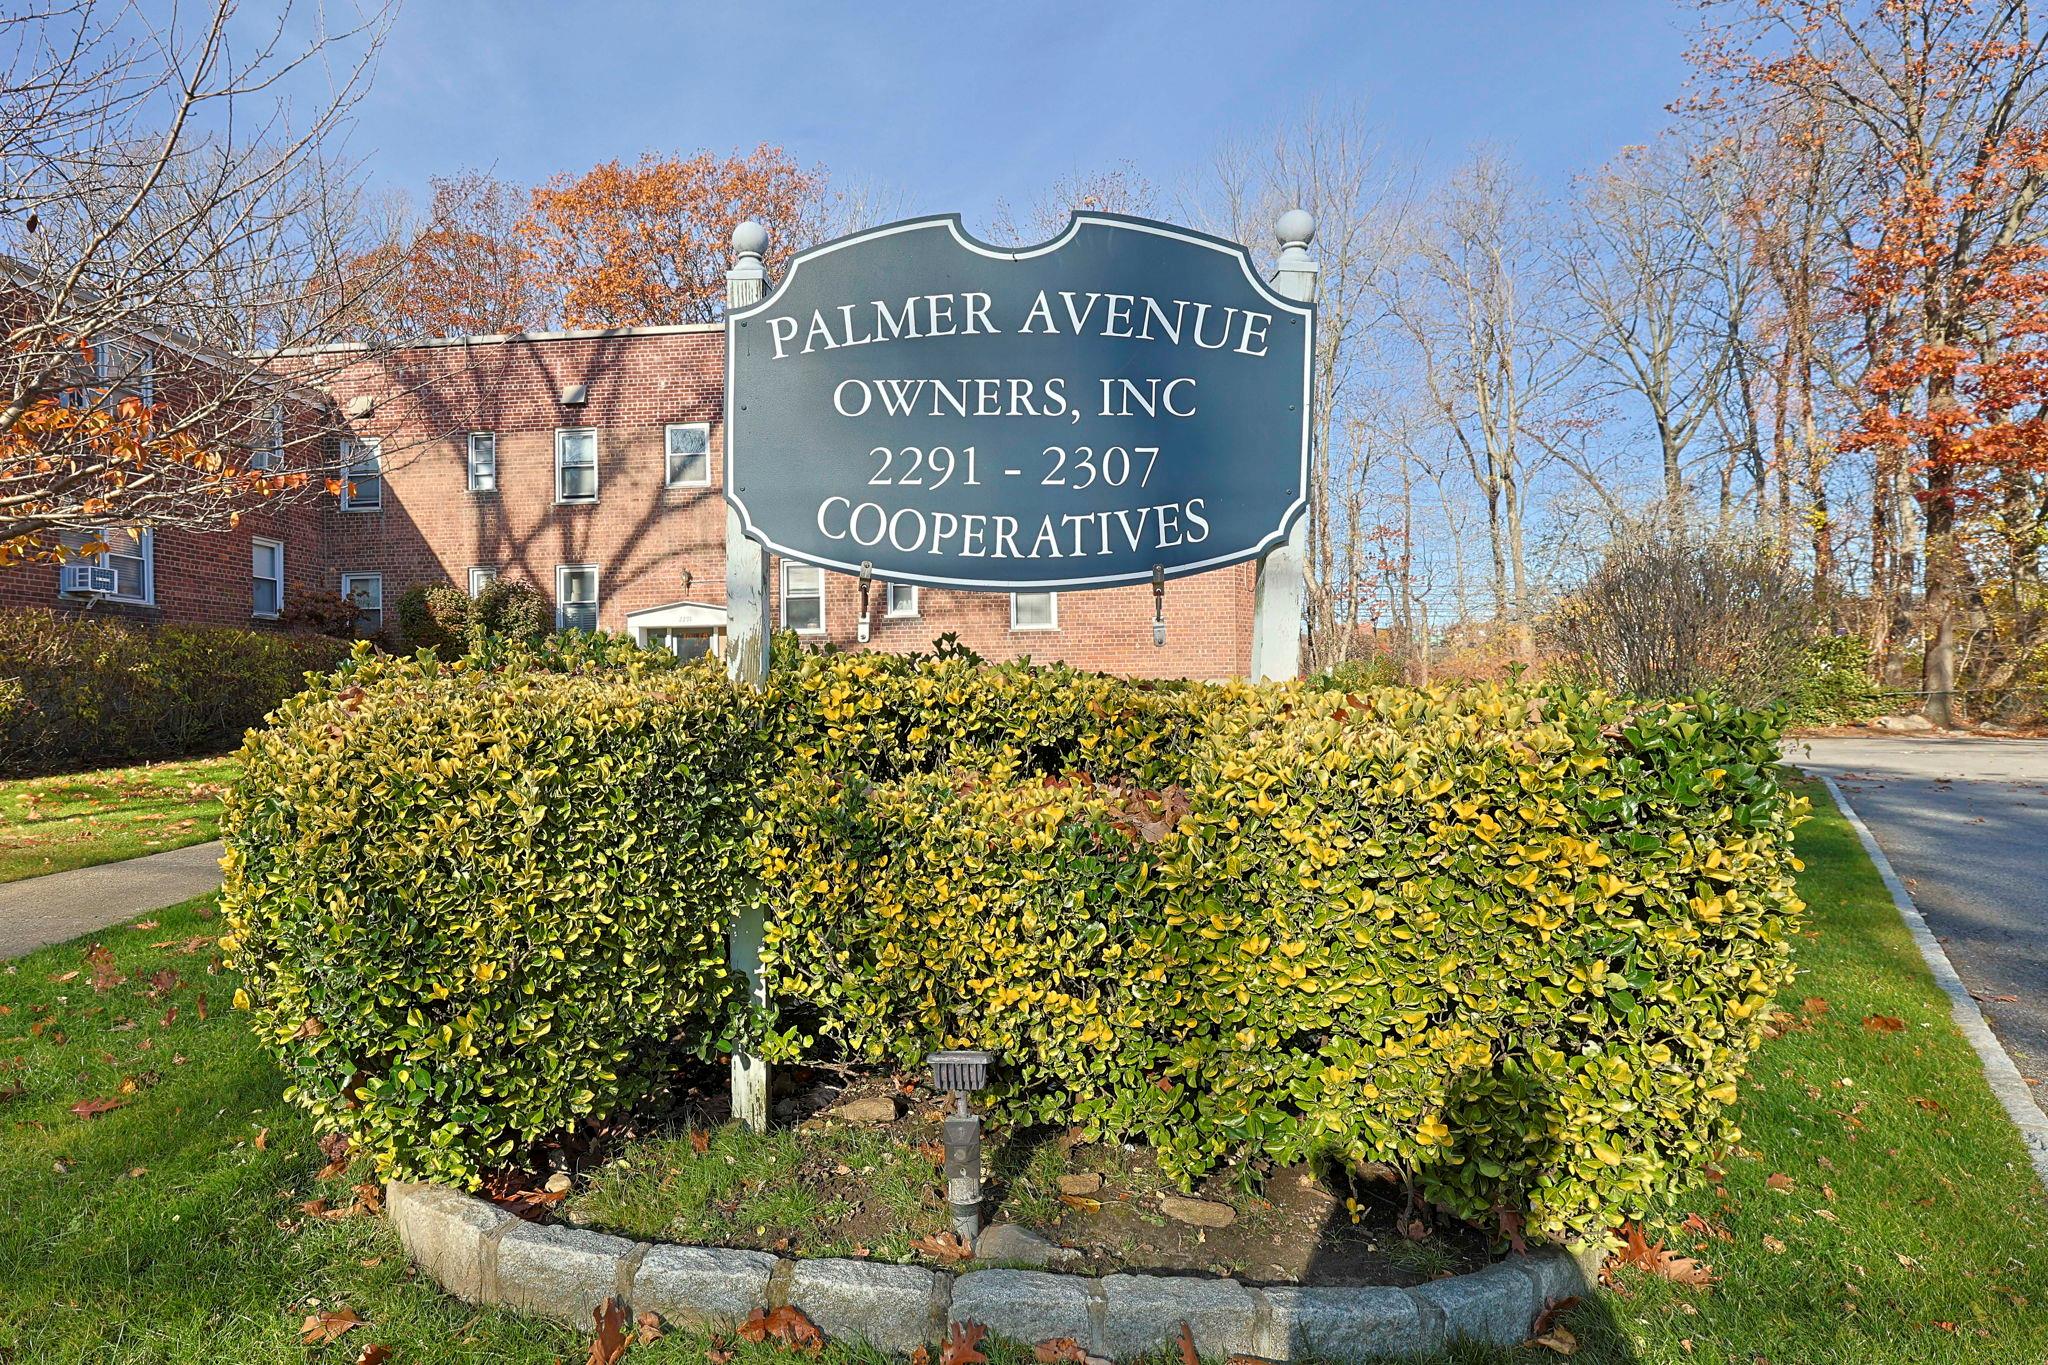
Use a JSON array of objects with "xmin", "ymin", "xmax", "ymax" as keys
[
  {"xmin": 252, "ymin": 402, "xmax": 284, "ymax": 472},
  {"xmin": 556, "ymin": 563, "xmax": 600, "ymax": 631},
  {"xmin": 78, "ymin": 527, "xmax": 153, "ymax": 606},
  {"xmin": 94, "ymin": 337, "xmax": 153, "ymax": 407},
  {"xmin": 340, "ymin": 437, "xmax": 383, "ymax": 511},
  {"xmin": 780, "ymin": 562, "xmax": 826, "ymax": 636},
  {"xmin": 467, "ymin": 566, "xmax": 498, "ymax": 597},
  {"xmin": 251, "ymin": 537, "xmax": 284, "ymax": 620},
  {"xmin": 467, "ymin": 431, "xmax": 497, "ymax": 493},
  {"xmin": 340, "ymin": 572, "xmax": 383, "ymax": 632},
  {"xmin": 1010, "ymin": 591, "xmax": 1059, "ymax": 632},
  {"xmin": 885, "ymin": 583, "xmax": 919, "ymax": 618},
  {"xmin": 665, "ymin": 422, "xmax": 712, "ymax": 488},
  {"xmin": 555, "ymin": 427, "xmax": 599, "ymax": 504}
]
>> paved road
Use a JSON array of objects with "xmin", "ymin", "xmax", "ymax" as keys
[
  {"xmin": 0, "ymin": 840, "xmax": 224, "ymax": 959},
  {"xmin": 1795, "ymin": 737, "xmax": 2048, "ymax": 1084}
]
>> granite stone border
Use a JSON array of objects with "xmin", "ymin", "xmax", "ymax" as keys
[{"xmin": 386, "ymin": 1181, "xmax": 1604, "ymax": 1360}]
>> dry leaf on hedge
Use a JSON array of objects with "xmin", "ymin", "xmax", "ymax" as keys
[
  {"xmin": 588, "ymin": 1296, "xmax": 630, "ymax": 1365},
  {"xmin": 910, "ymin": 1231, "xmax": 974, "ymax": 1262},
  {"xmin": 299, "ymin": 1306, "xmax": 365, "ymax": 1345},
  {"xmin": 941, "ymin": 1321, "xmax": 989, "ymax": 1365}
]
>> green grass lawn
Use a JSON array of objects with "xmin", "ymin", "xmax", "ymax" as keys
[
  {"xmin": 0, "ymin": 755, "xmax": 240, "ymax": 883},
  {"xmin": 0, "ymin": 777, "xmax": 2041, "ymax": 1363}
]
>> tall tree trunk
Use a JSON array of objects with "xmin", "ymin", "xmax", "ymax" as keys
[{"xmin": 1921, "ymin": 458, "xmax": 1960, "ymax": 726}]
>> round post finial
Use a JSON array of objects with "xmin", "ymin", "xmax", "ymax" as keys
[
  {"xmin": 732, "ymin": 219, "xmax": 768, "ymax": 263},
  {"xmin": 1275, "ymin": 208, "xmax": 1315, "ymax": 250}
]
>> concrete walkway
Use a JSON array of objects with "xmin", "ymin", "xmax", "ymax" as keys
[{"xmin": 0, "ymin": 840, "xmax": 225, "ymax": 959}]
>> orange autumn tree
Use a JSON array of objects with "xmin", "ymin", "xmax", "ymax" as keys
[
  {"xmin": 524, "ymin": 146, "xmax": 828, "ymax": 327},
  {"xmin": 0, "ymin": 354, "xmax": 304, "ymax": 565},
  {"xmin": 353, "ymin": 171, "xmax": 552, "ymax": 340},
  {"xmin": 1698, "ymin": 0, "xmax": 2048, "ymax": 724}
]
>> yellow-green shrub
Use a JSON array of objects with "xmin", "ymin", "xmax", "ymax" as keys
[
  {"xmin": 756, "ymin": 672, "xmax": 1806, "ymax": 1239},
  {"xmin": 219, "ymin": 646, "xmax": 764, "ymax": 1187},
  {"xmin": 223, "ymin": 641, "xmax": 1804, "ymax": 1236}
]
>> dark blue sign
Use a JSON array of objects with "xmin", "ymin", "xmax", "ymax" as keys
[{"xmin": 725, "ymin": 214, "xmax": 1311, "ymax": 590}]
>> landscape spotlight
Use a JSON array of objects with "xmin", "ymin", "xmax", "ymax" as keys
[{"xmin": 928, "ymin": 1050, "xmax": 993, "ymax": 1241}]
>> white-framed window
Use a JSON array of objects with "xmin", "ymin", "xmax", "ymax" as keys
[
  {"xmin": 885, "ymin": 583, "xmax": 919, "ymax": 618},
  {"xmin": 467, "ymin": 566, "xmax": 498, "ymax": 597},
  {"xmin": 340, "ymin": 438, "xmax": 382, "ymax": 510},
  {"xmin": 781, "ymin": 562, "xmax": 825, "ymax": 635},
  {"xmin": 555, "ymin": 427, "xmax": 598, "ymax": 503},
  {"xmin": 340, "ymin": 572, "xmax": 383, "ymax": 633},
  {"xmin": 94, "ymin": 337, "xmax": 153, "ymax": 406},
  {"xmin": 61, "ymin": 527, "xmax": 153, "ymax": 604},
  {"xmin": 1011, "ymin": 591, "xmax": 1058, "ymax": 631},
  {"xmin": 556, "ymin": 564, "xmax": 599, "ymax": 632},
  {"xmin": 251, "ymin": 402, "xmax": 284, "ymax": 472},
  {"xmin": 467, "ymin": 432, "xmax": 497, "ymax": 492},
  {"xmin": 251, "ymin": 538, "xmax": 284, "ymax": 619},
  {"xmin": 665, "ymin": 422, "xmax": 711, "ymax": 487}
]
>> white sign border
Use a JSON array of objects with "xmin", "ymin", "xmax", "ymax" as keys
[{"xmin": 723, "ymin": 212, "xmax": 1314, "ymax": 591}]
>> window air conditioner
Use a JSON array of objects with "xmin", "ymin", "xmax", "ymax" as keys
[{"xmin": 60, "ymin": 564, "xmax": 119, "ymax": 596}]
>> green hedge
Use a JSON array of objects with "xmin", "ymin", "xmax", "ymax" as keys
[
  {"xmin": 219, "ymin": 645, "xmax": 760, "ymax": 1185},
  {"xmin": 223, "ymin": 642, "xmax": 1805, "ymax": 1238},
  {"xmin": 0, "ymin": 608, "xmax": 350, "ymax": 777}
]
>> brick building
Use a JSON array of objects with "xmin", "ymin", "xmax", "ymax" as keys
[{"xmin": 10, "ymin": 324, "xmax": 1257, "ymax": 679}]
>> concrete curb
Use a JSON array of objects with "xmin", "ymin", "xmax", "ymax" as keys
[
  {"xmin": 1817, "ymin": 774, "xmax": 2048, "ymax": 1188},
  {"xmin": 385, "ymin": 1181, "xmax": 1599, "ymax": 1360}
]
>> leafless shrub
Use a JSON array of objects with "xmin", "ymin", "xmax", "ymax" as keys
[{"xmin": 1548, "ymin": 528, "xmax": 1815, "ymax": 705}]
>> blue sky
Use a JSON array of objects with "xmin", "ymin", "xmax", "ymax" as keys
[{"xmin": 345, "ymin": 0, "xmax": 1698, "ymax": 231}]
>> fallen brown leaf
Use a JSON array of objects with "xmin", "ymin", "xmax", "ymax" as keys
[
  {"xmin": 68, "ymin": 1097, "xmax": 123, "ymax": 1120},
  {"xmin": 636, "ymin": 1310, "xmax": 665, "ymax": 1345},
  {"xmin": 705, "ymin": 1336, "xmax": 738, "ymax": 1365},
  {"xmin": 1765, "ymin": 1173, "xmax": 1795, "ymax": 1193},
  {"xmin": 1863, "ymin": 1014, "xmax": 1906, "ymax": 1033},
  {"xmin": 1762, "ymin": 1235, "xmax": 1787, "ymax": 1254},
  {"xmin": 910, "ymin": 1230, "xmax": 974, "ymax": 1263},
  {"xmin": 941, "ymin": 1320, "xmax": 989, "ymax": 1365},
  {"xmin": 254, "ymin": 1127, "xmax": 268, "ymax": 1150},
  {"xmin": 1175, "ymin": 1322, "xmax": 1199, "ymax": 1365},
  {"xmin": 739, "ymin": 1305, "xmax": 824, "ymax": 1353},
  {"xmin": 355, "ymin": 1347, "xmax": 393, "ymax": 1365},
  {"xmin": 1035, "ymin": 1339, "xmax": 1088, "ymax": 1364},
  {"xmin": 1058, "ymin": 1193, "xmax": 1102, "ymax": 1213},
  {"xmin": 588, "ymin": 1295, "xmax": 630, "ymax": 1365},
  {"xmin": 1616, "ymin": 1225, "xmax": 1717, "ymax": 1288},
  {"xmin": 299, "ymin": 1306, "xmax": 365, "ymax": 1346},
  {"xmin": 688, "ymin": 1128, "xmax": 711, "ymax": 1155}
]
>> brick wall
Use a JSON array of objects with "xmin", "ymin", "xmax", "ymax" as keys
[
  {"xmin": 312, "ymin": 327, "xmax": 1258, "ymax": 679},
  {"xmin": 3, "ymin": 324, "xmax": 1259, "ymax": 678}
]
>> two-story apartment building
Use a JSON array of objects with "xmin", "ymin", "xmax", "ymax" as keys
[{"xmin": 9, "ymin": 324, "xmax": 1258, "ymax": 679}]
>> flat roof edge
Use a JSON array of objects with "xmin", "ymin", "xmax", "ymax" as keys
[{"xmin": 261, "ymin": 321, "xmax": 725, "ymax": 357}]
